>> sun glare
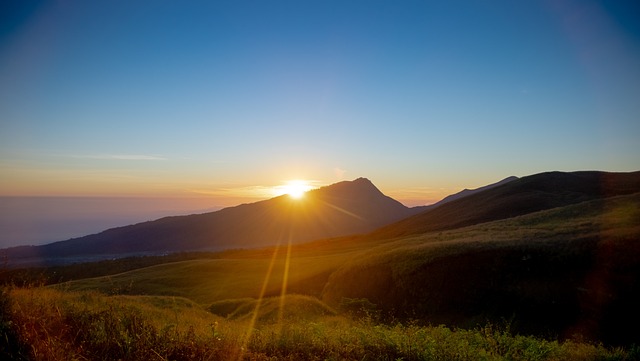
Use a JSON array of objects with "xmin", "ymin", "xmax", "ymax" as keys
[{"xmin": 277, "ymin": 180, "xmax": 313, "ymax": 199}]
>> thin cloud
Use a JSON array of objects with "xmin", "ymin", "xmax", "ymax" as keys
[
  {"xmin": 68, "ymin": 154, "xmax": 167, "ymax": 161},
  {"xmin": 190, "ymin": 180, "xmax": 324, "ymax": 200},
  {"xmin": 189, "ymin": 185, "xmax": 273, "ymax": 198}
]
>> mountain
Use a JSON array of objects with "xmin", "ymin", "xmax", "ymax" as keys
[
  {"xmin": 435, "ymin": 175, "xmax": 519, "ymax": 205},
  {"xmin": 411, "ymin": 176, "xmax": 519, "ymax": 213},
  {"xmin": 4, "ymin": 178, "xmax": 419, "ymax": 262},
  {"xmin": 373, "ymin": 170, "xmax": 640, "ymax": 239}
]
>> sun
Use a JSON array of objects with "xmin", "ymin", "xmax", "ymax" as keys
[{"xmin": 277, "ymin": 180, "xmax": 313, "ymax": 199}]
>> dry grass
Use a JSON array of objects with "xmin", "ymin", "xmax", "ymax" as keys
[{"xmin": 2, "ymin": 287, "xmax": 637, "ymax": 360}]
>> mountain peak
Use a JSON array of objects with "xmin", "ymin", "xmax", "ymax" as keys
[
  {"xmin": 311, "ymin": 177, "xmax": 383, "ymax": 199},
  {"xmin": 353, "ymin": 177, "xmax": 373, "ymax": 183}
]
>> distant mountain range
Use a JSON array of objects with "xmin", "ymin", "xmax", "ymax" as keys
[
  {"xmin": 3, "ymin": 177, "xmax": 420, "ymax": 262},
  {"xmin": 4, "ymin": 170, "xmax": 639, "ymax": 265}
]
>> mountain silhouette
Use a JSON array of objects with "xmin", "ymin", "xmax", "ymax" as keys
[
  {"xmin": 373, "ymin": 170, "xmax": 640, "ymax": 239},
  {"xmin": 435, "ymin": 175, "xmax": 519, "ymax": 205},
  {"xmin": 6, "ymin": 178, "xmax": 419, "ymax": 261},
  {"xmin": 412, "ymin": 176, "xmax": 519, "ymax": 213}
]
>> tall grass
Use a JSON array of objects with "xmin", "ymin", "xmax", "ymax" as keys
[{"xmin": 2, "ymin": 287, "xmax": 636, "ymax": 360}]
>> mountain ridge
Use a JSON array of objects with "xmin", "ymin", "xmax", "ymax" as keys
[
  {"xmin": 3, "ymin": 177, "xmax": 418, "ymax": 263},
  {"xmin": 411, "ymin": 175, "xmax": 519, "ymax": 213},
  {"xmin": 371, "ymin": 170, "xmax": 640, "ymax": 239},
  {"xmin": 4, "ymin": 170, "xmax": 639, "ymax": 266}
]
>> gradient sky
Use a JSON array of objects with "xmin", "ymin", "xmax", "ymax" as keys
[{"xmin": 1, "ymin": 0, "xmax": 639, "ymax": 207}]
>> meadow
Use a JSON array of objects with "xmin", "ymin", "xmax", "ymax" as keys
[
  {"xmin": 2, "ymin": 287, "xmax": 636, "ymax": 360},
  {"xmin": 2, "ymin": 193, "xmax": 639, "ymax": 359}
]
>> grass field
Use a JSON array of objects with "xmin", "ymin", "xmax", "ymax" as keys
[
  {"xmin": 2, "ymin": 193, "xmax": 639, "ymax": 359},
  {"xmin": 42, "ymin": 194, "xmax": 640, "ymax": 344},
  {"xmin": 2, "ymin": 287, "xmax": 637, "ymax": 360}
]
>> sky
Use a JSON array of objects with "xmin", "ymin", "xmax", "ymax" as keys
[{"xmin": 1, "ymin": 0, "xmax": 639, "ymax": 218}]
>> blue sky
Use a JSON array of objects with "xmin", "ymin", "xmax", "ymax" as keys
[{"xmin": 1, "ymin": 0, "xmax": 639, "ymax": 206}]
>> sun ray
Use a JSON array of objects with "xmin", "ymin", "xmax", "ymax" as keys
[
  {"xmin": 236, "ymin": 184, "xmax": 364, "ymax": 358},
  {"xmin": 278, "ymin": 226, "xmax": 293, "ymax": 330},
  {"xmin": 317, "ymin": 198, "xmax": 365, "ymax": 220},
  {"xmin": 236, "ymin": 236, "xmax": 282, "ymax": 360}
]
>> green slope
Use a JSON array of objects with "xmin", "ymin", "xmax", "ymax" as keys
[{"xmin": 55, "ymin": 243, "xmax": 365, "ymax": 304}]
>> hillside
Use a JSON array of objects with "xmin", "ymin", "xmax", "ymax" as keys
[
  {"xmin": 372, "ymin": 170, "xmax": 640, "ymax": 239},
  {"xmin": 4, "ymin": 178, "xmax": 419, "ymax": 263},
  {"xmin": 413, "ymin": 175, "xmax": 519, "ymax": 213},
  {"xmin": 322, "ymin": 192, "xmax": 640, "ymax": 345},
  {"xmin": 55, "ymin": 190, "xmax": 640, "ymax": 345}
]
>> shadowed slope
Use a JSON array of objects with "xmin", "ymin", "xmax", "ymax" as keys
[
  {"xmin": 322, "ymin": 192, "xmax": 640, "ymax": 345},
  {"xmin": 372, "ymin": 171, "xmax": 640, "ymax": 239}
]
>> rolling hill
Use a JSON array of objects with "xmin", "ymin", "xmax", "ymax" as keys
[{"xmin": 4, "ymin": 177, "xmax": 421, "ymax": 264}]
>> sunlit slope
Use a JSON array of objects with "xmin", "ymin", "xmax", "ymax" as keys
[
  {"xmin": 56, "ymin": 245, "xmax": 365, "ymax": 304},
  {"xmin": 372, "ymin": 170, "xmax": 640, "ymax": 239},
  {"xmin": 11, "ymin": 178, "xmax": 417, "ymax": 260},
  {"xmin": 321, "ymin": 192, "xmax": 640, "ymax": 345}
]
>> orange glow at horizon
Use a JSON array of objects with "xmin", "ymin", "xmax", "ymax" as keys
[{"xmin": 273, "ymin": 180, "xmax": 314, "ymax": 199}]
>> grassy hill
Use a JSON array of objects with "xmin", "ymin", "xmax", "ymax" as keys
[
  {"xmin": 51, "ymin": 241, "xmax": 365, "ymax": 303},
  {"xmin": 53, "ymin": 191, "xmax": 640, "ymax": 345},
  {"xmin": 322, "ymin": 193, "xmax": 640, "ymax": 344}
]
